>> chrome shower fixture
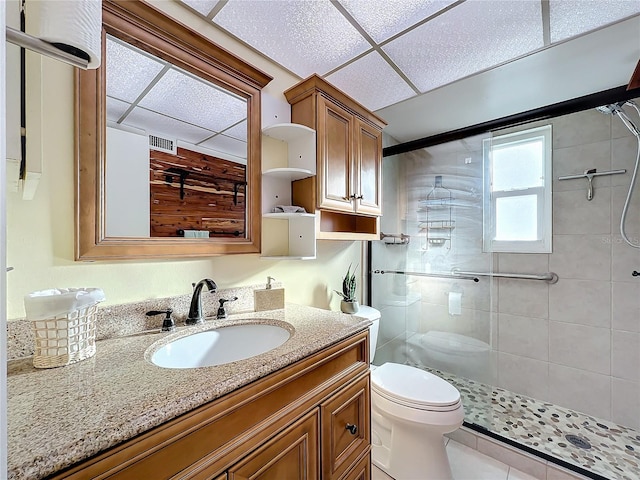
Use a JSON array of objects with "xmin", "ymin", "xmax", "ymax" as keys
[
  {"xmin": 596, "ymin": 100, "xmax": 640, "ymax": 136},
  {"xmin": 596, "ymin": 99, "xmax": 640, "ymax": 249}
]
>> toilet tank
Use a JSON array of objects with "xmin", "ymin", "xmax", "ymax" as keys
[
  {"xmin": 406, "ymin": 331, "xmax": 491, "ymax": 384},
  {"xmin": 355, "ymin": 306, "xmax": 380, "ymax": 364}
]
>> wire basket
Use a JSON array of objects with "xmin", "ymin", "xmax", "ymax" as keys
[{"xmin": 31, "ymin": 303, "xmax": 99, "ymax": 369}]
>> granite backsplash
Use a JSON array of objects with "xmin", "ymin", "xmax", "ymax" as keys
[{"xmin": 7, "ymin": 282, "xmax": 281, "ymax": 360}]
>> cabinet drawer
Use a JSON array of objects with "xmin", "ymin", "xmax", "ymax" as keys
[
  {"xmin": 321, "ymin": 374, "xmax": 370, "ymax": 480},
  {"xmin": 341, "ymin": 452, "xmax": 370, "ymax": 480}
]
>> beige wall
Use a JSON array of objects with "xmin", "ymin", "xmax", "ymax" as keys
[{"xmin": 5, "ymin": 1, "xmax": 364, "ymax": 320}]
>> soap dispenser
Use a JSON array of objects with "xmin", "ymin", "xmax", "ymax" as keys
[{"xmin": 254, "ymin": 276, "xmax": 285, "ymax": 311}]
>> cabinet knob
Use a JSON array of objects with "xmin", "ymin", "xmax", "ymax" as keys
[
  {"xmin": 348, "ymin": 194, "xmax": 357, "ymax": 200},
  {"xmin": 356, "ymin": 194, "xmax": 364, "ymax": 200},
  {"xmin": 345, "ymin": 423, "xmax": 358, "ymax": 435}
]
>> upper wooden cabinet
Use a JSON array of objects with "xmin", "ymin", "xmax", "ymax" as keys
[
  {"xmin": 354, "ymin": 118, "xmax": 383, "ymax": 216},
  {"xmin": 285, "ymin": 75, "xmax": 386, "ymax": 224}
]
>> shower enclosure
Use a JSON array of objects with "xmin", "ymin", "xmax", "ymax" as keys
[
  {"xmin": 369, "ymin": 100, "xmax": 640, "ymax": 480},
  {"xmin": 371, "ymin": 131, "xmax": 498, "ymax": 431}
]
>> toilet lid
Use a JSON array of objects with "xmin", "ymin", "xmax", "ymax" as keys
[{"xmin": 371, "ymin": 363, "xmax": 461, "ymax": 411}]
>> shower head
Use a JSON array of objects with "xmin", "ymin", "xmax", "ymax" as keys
[{"xmin": 596, "ymin": 101, "xmax": 640, "ymax": 137}]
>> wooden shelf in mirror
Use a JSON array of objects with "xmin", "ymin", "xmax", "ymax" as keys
[{"xmin": 75, "ymin": 0, "xmax": 272, "ymax": 260}]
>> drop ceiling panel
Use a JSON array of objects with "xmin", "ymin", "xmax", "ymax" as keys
[
  {"xmin": 326, "ymin": 51, "xmax": 416, "ymax": 111},
  {"xmin": 339, "ymin": 0, "xmax": 457, "ymax": 43},
  {"xmin": 106, "ymin": 97, "xmax": 130, "ymax": 123},
  {"xmin": 138, "ymin": 68, "xmax": 247, "ymax": 133},
  {"xmin": 106, "ymin": 37, "xmax": 165, "ymax": 103},
  {"xmin": 199, "ymin": 134, "xmax": 247, "ymax": 160},
  {"xmin": 181, "ymin": 0, "xmax": 218, "ymax": 16},
  {"xmin": 212, "ymin": 0, "xmax": 371, "ymax": 77},
  {"xmin": 549, "ymin": 0, "xmax": 640, "ymax": 43},
  {"xmin": 382, "ymin": 0, "xmax": 544, "ymax": 93},
  {"xmin": 122, "ymin": 107, "xmax": 213, "ymax": 145},
  {"xmin": 223, "ymin": 120, "xmax": 247, "ymax": 141}
]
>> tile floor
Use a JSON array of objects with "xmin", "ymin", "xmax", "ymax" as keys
[
  {"xmin": 372, "ymin": 438, "xmax": 541, "ymax": 480},
  {"xmin": 422, "ymin": 366, "xmax": 640, "ymax": 479}
]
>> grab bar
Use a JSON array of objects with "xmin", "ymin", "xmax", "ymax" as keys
[
  {"xmin": 373, "ymin": 269, "xmax": 479, "ymax": 282},
  {"xmin": 452, "ymin": 269, "xmax": 559, "ymax": 284}
]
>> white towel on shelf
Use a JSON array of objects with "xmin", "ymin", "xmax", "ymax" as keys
[
  {"xmin": 24, "ymin": 288, "xmax": 105, "ymax": 320},
  {"xmin": 273, "ymin": 205, "xmax": 306, "ymax": 213}
]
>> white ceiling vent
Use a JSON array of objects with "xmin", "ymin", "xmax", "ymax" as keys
[{"xmin": 149, "ymin": 134, "xmax": 177, "ymax": 154}]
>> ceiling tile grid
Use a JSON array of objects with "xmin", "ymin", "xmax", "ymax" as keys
[
  {"xmin": 106, "ymin": 34, "xmax": 250, "ymax": 160},
  {"xmin": 212, "ymin": 0, "xmax": 372, "ymax": 78},
  {"xmin": 338, "ymin": 0, "xmax": 458, "ymax": 43},
  {"xmin": 325, "ymin": 50, "xmax": 416, "ymax": 111},
  {"xmin": 137, "ymin": 68, "xmax": 247, "ymax": 133},
  {"xmin": 122, "ymin": 107, "xmax": 214, "ymax": 145},
  {"xmin": 106, "ymin": 37, "xmax": 165, "ymax": 103},
  {"xmin": 382, "ymin": 0, "xmax": 544, "ymax": 93},
  {"xmin": 175, "ymin": 0, "xmax": 640, "ymax": 114}
]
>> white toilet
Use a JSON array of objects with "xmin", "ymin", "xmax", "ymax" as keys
[{"xmin": 358, "ymin": 306, "xmax": 464, "ymax": 480}]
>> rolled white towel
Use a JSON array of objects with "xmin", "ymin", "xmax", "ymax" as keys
[
  {"xmin": 273, "ymin": 205, "xmax": 306, "ymax": 213},
  {"xmin": 24, "ymin": 288, "xmax": 105, "ymax": 320}
]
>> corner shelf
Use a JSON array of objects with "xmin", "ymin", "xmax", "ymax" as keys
[
  {"xmin": 262, "ymin": 167, "xmax": 314, "ymax": 180},
  {"xmin": 263, "ymin": 212, "xmax": 316, "ymax": 219},
  {"xmin": 261, "ymin": 124, "xmax": 317, "ymax": 260}
]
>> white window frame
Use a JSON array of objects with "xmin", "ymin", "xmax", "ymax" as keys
[{"xmin": 483, "ymin": 124, "xmax": 552, "ymax": 253}]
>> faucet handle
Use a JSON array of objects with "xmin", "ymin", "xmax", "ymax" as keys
[
  {"xmin": 146, "ymin": 308, "xmax": 175, "ymax": 332},
  {"xmin": 266, "ymin": 276, "xmax": 276, "ymax": 290},
  {"xmin": 216, "ymin": 297, "xmax": 238, "ymax": 319}
]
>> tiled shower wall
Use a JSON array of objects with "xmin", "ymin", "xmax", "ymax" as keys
[{"xmin": 376, "ymin": 103, "xmax": 640, "ymax": 430}]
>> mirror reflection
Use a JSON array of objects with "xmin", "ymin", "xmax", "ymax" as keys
[{"xmin": 104, "ymin": 35, "xmax": 248, "ymax": 239}]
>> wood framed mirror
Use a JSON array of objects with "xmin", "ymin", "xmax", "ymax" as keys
[{"xmin": 75, "ymin": 0, "xmax": 271, "ymax": 260}]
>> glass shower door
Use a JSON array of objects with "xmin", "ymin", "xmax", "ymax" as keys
[{"xmin": 371, "ymin": 135, "xmax": 495, "ymax": 430}]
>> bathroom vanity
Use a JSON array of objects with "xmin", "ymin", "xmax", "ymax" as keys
[{"xmin": 7, "ymin": 305, "xmax": 371, "ymax": 480}]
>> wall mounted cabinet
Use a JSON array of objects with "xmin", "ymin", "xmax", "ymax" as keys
[
  {"xmin": 284, "ymin": 75, "xmax": 386, "ymax": 240},
  {"xmin": 261, "ymin": 123, "xmax": 317, "ymax": 259}
]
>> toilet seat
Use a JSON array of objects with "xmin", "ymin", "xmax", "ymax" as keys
[{"xmin": 371, "ymin": 363, "xmax": 461, "ymax": 412}]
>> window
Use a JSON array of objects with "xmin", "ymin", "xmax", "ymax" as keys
[{"xmin": 483, "ymin": 125, "xmax": 552, "ymax": 253}]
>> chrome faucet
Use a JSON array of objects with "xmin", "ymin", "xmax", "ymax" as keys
[{"xmin": 186, "ymin": 278, "xmax": 217, "ymax": 325}]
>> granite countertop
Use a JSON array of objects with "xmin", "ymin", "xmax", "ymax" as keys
[{"xmin": 7, "ymin": 304, "xmax": 371, "ymax": 480}]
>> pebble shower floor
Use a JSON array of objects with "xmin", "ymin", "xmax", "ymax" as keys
[{"xmin": 419, "ymin": 365, "xmax": 640, "ymax": 480}]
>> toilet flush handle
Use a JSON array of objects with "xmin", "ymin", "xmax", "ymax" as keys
[{"xmin": 345, "ymin": 423, "xmax": 358, "ymax": 435}]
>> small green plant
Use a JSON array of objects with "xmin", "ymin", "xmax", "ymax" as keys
[{"xmin": 335, "ymin": 264, "xmax": 357, "ymax": 302}]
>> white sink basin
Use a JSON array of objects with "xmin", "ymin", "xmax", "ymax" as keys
[{"xmin": 150, "ymin": 323, "xmax": 291, "ymax": 369}]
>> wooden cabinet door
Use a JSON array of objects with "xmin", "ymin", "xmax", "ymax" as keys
[
  {"xmin": 353, "ymin": 119, "xmax": 382, "ymax": 216},
  {"xmin": 228, "ymin": 410, "xmax": 320, "ymax": 480},
  {"xmin": 341, "ymin": 452, "xmax": 370, "ymax": 480},
  {"xmin": 317, "ymin": 95, "xmax": 355, "ymax": 213},
  {"xmin": 321, "ymin": 375, "xmax": 370, "ymax": 480}
]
